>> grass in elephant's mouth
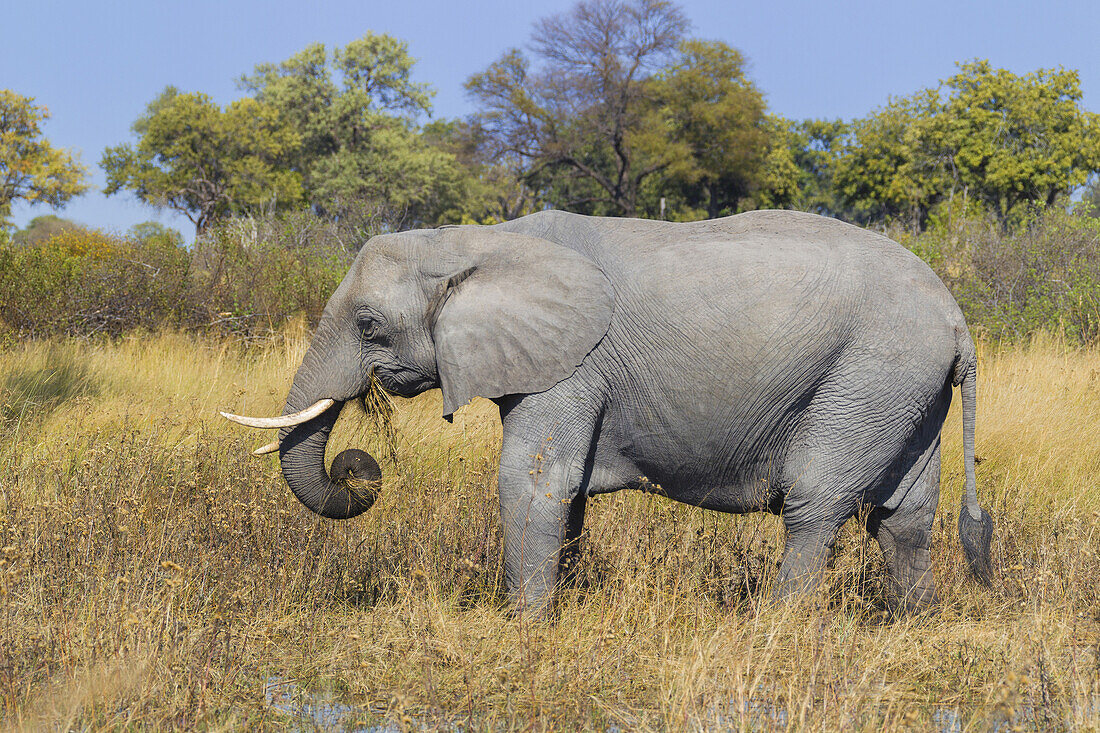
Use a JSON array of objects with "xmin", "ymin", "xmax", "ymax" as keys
[{"xmin": 1, "ymin": 328, "xmax": 1099, "ymax": 730}]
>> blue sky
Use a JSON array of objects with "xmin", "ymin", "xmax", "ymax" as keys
[{"xmin": 5, "ymin": 0, "xmax": 1099, "ymax": 240}]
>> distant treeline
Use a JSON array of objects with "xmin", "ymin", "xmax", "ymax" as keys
[
  {"xmin": 2, "ymin": 0, "xmax": 1100, "ymax": 343},
  {"xmin": 4, "ymin": 0, "xmax": 1100, "ymax": 239},
  {"xmin": 94, "ymin": 27, "xmax": 1100, "ymax": 234}
]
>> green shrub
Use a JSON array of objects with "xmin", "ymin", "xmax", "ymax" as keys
[
  {"xmin": 897, "ymin": 205, "xmax": 1100, "ymax": 343},
  {"xmin": 5, "ymin": 203, "xmax": 1098, "ymax": 345},
  {"xmin": 0, "ymin": 226, "xmax": 191, "ymax": 337},
  {"xmin": 0, "ymin": 209, "xmax": 378, "ymax": 340},
  {"xmin": 189, "ymin": 208, "xmax": 370, "ymax": 334}
]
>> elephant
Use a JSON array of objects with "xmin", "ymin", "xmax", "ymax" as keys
[{"xmin": 222, "ymin": 209, "xmax": 994, "ymax": 615}]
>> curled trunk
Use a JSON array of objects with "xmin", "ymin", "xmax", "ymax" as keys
[
  {"xmin": 277, "ymin": 401, "xmax": 379, "ymax": 519},
  {"xmin": 276, "ymin": 315, "xmax": 381, "ymax": 519}
]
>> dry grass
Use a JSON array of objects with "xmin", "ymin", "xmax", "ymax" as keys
[{"xmin": 1, "ymin": 327, "xmax": 1098, "ymax": 730}]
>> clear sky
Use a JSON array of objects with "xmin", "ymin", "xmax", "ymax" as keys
[{"xmin": 5, "ymin": 0, "xmax": 1099, "ymax": 240}]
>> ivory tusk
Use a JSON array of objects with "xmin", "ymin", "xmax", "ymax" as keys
[
  {"xmin": 253, "ymin": 441, "xmax": 280, "ymax": 456},
  {"xmin": 220, "ymin": 398, "xmax": 336, "ymax": 429}
]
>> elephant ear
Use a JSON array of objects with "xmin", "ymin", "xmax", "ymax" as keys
[{"xmin": 429, "ymin": 229, "xmax": 615, "ymax": 418}]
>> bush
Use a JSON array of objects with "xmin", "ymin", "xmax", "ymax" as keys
[
  {"xmin": 189, "ymin": 208, "xmax": 372, "ymax": 334},
  {"xmin": 0, "ymin": 226, "xmax": 191, "ymax": 338},
  {"xmin": 6, "ymin": 203, "xmax": 1098, "ymax": 345},
  {"xmin": 897, "ymin": 205, "xmax": 1100, "ymax": 343},
  {"xmin": 0, "ymin": 208, "xmax": 381, "ymax": 340}
]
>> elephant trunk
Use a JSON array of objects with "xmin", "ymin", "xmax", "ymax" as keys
[{"xmin": 273, "ymin": 316, "xmax": 381, "ymax": 519}]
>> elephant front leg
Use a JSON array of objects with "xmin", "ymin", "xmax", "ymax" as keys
[{"xmin": 496, "ymin": 391, "xmax": 598, "ymax": 617}]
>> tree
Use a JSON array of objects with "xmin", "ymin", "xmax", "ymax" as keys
[
  {"xmin": 421, "ymin": 118, "xmax": 552, "ymax": 223},
  {"xmin": 466, "ymin": 0, "xmax": 690, "ymax": 216},
  {"xmin": 128, "ymin": 221, "xmax": 184, "ymax": 248},
  {"xmin": 420, "ymin": 119, "xmax": 522, "ymax": 223},
  {"xmin": 648, "ymin": 40, "xmax": 768, "ymax": 218},
  {"xmin": 1080, "ymin": 176, "xmax": 1100, "ymax": 217},
  {"xmin": 101, "ymin": 88, "xmax": 302, "ymax": 235},
  {"xmin": 0, "ymin": 90, "xmax": 88, "ymax": 227},
  {"xmin": 937, "ymin": 61, "xmax": 1100, "ymax": 217},
  {"xmin": 240, "ymin": 34, "xmax": 461, "ymax": 228},
  {"xmin": 833, "ymin": 61, "xmax": 1100, "ymax": 229},
  {"xmin": 832, "ymin": 91, "xmax": 942, "ymax": 227},
  {"xmin": 12, "ymin": 214, "xmax": 81, "ymax": 246},
  {"xmin": 749, "ymin": 117, "xmax": 804, "ymax": 212},
  {"xmin": 755, "ymin": 117, "xmax": 848, "ymax": 215}
]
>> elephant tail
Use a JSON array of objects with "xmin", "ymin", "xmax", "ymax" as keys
[{"xmin": 953, "ymin": 344, "xmax": 994, "ymax": 585}]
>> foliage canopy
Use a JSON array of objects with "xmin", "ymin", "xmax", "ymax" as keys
[
  {"xmin": 466, "ymin": 2, "xmax": 783, "ymax": 219},
  {"xmin": 101, "ymin": 88, "xmax": 302, "ymax": 235},
  {"xmin": 834, "ymin": 61, "xmax": 1100, "ymax": 228},
  {"xmin": 77, "ymin": 3, "xmax": 1100, "ymax": 240},
  {"xmin": 466, "ymin": 0, "xmax": 692, "ymax": 217},
  {"xmin": 0, "ymin": 90, "xmax": 88, "ymax": 228},
  {"xmin": 648, "ymin": 40, "xmax": 770, "ymax": 219},
  {"xmin": 240, "ymin": 34, "xmax": 467, "ymax": 229}
]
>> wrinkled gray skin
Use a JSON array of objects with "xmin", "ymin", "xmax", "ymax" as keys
[{"xmin": 273, "ymin": 209, "xmax": 994, "ymax": 615}]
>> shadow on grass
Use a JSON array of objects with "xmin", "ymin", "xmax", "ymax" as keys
[{"xmin": 1, "ymin": 344, "xmax": 100, "ymax": 429}]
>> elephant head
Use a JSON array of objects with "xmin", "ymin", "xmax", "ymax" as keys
[{"xmin": 222, "ymin": 225, "xmax": 614, "ymax": 519}]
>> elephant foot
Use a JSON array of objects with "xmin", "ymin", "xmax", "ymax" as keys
[
  {"xmin": 772, "ymin": 530, "xmax": 839, "ymax": 603},
  {"xmin": 885, "ymin": 559, "xmax": 939, "ymax": 617},
  {"xmin": 869, "ymin": 516, "xmax": 939, "ymax": 616}
]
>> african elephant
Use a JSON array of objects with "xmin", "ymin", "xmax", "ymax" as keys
[{"xmin": 223, "ymin": 209, "xmax": 994, "ymax": 615}]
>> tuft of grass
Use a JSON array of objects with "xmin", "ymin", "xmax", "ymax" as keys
[{"xmin": 0, "ymin": 329, "xmax": 1098, "ymax": 730}]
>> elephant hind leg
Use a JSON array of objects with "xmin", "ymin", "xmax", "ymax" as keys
[
  {"xmin": 558, "ymin": 491, "xmax": 587, "ymax": 588},
  {"xmin": 866, "ymin": 441, "xmax": 941, "ymax": 615},
  {"xmin": 867, "ymin": 511, "xmax": 937, "ymax": 614},
  {"xmin": 773, "ymin": 524, "xmax": 844, "ymax": 600},
  {"xmin": 772, "ymin": 451, "xmax": 865, "ymax": 601}
]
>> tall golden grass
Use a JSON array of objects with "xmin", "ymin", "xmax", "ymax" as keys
[{"xmin": 0, "ymin": 327, "xmax": 1098, "ymax": 730}]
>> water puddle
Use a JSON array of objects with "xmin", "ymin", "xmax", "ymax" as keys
[
  {"xmin": 263, "ymin": 676, "xmax": 1097, "ymax": 731},
  {"xmin": 265, "ymin": 677, "xmax": 393, "ymax": 732}
]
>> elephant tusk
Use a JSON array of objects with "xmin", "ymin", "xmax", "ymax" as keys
[
  {"xmin": 252, "ymin": 441, "xmax": 280, "ymax": 456},
  {"xmin": 220, "ymin": 398, "xmax": 336, "ymax": 429}
]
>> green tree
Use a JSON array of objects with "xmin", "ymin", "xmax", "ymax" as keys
[
  {"xmin": 938, "ymin": 61, "xmax": 1100, "ymax": 218},
  {"xmin": 13, "ymin": 214, "xmax": 81, "ymax": 247},
  {"xmin": 832, "ymin": 91, "xmax": 942, "ymax": 227},
  {"xmin": 128, "ymin": 221, "xmax": 184, "ymax": 248},
  {"xmin": 648, "ymin": 40, "xmax": 768, "ymax": 219},
  {"xmin": 0, "ymin": 90, "xmax": 89, "ymax": 227},
  {"xmin": 755, "ymin": 117, "xmax": 848, "ymax": 215},
  {"xmin": 466, "ymin": 0, "xmax": 690, "ymax": 217},
  {"xmin": 240, "ymin": 34, "xmax": 461, "ymax": 228},
  {"xmin": 1079, "ymin": 176, "xmax": 1100, "ymax": 217},
  {"xmin": 749, "ymin": 117, "xmax": 803, "ymax": 211},
  {"xmin": 420, "ymin": 118, "xmax": 535, "ymax": 223},
  {"xmin": 834, "ymin": 61, "xmax": 1100, "ymax": 229},
  {"xmin": 101, "ymin": 88, "xmax": 302, "ymax": 235}
]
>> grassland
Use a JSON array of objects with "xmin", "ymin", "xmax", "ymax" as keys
[{"xmin": 0, "ymin": 327, "xmax": 1098, "ymax": 730}]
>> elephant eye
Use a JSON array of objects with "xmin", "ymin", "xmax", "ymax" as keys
[{"xmin": 357, "ymin": 310, "xmax": 381, "ymax": 339}]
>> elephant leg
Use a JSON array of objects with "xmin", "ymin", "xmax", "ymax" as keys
[
  {"xmin": 496, "ymin": 389, "xmax": 599, "ymax": 617},
  {"xmin": 774, "ymin": 522, "xmax": 844, "ymax": 600},
  {"xmin": 866, "ymin": 440, "xmax": 941, "ymax": 614},
  {"xmin": 772, "ymin": 444, "xmax": 863, "ymax": 601},
  {"xmin": 558, "ymin": 491, "xmax": 587, "ymax": 587}
]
